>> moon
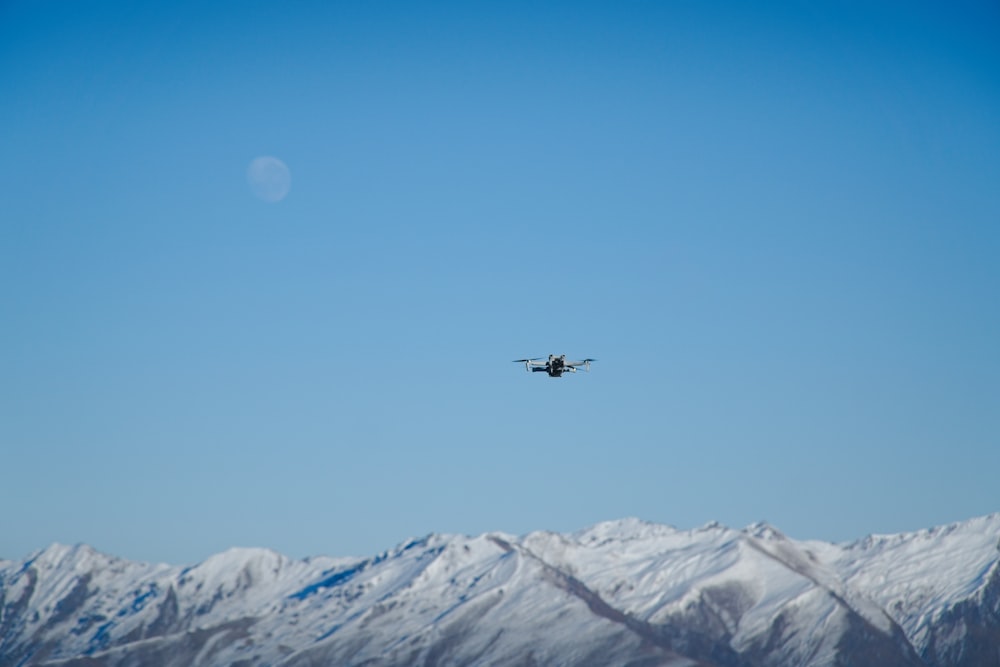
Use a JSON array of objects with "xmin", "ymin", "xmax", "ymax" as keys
[{"xmin": 247, "ymin": 156, "xmax": 291, "ymax": 203}]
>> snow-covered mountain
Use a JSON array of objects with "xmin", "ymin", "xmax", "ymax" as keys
[{"xmin": 2, "ymin": 514, "xmax": 998, "ymax": 667}]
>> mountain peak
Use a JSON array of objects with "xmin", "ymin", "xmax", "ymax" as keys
[
  {"xmin": 26, "ymin": 542, "xmax": 108, "ymax": 572},
  {"xmin": 574, "ymin": 517, "xmax": 677, "ymax": 544},
  {"xmin": 744, "ymin": 521, "xmax": 786, "ymax": 541}
]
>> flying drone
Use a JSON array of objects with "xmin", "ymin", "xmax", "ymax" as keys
[{"xmin": 513, "ymin": 354, "xmax": 595, "ymax": 377}]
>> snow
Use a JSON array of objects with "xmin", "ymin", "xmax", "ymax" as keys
[
  {"xmin": 1, "ymin": 514, "xmax": 998, "ymax": 666},
  {"xmin": 834, "ymin": 513, "xmax": 1000, "ymax": 639}
]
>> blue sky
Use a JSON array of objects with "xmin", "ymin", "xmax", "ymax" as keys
[{"xmin": 2, "ymin": 1, "xmax": 999, "ymax": 565}]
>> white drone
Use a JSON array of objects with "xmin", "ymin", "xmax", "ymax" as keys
[{"xmin": 513, "ymin": 354, "xmax": 595, "ymax": 377}]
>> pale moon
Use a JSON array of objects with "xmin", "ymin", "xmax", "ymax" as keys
[{"xmin": 247, "ymin": 156, "xmax": 291, "ymax": 202}]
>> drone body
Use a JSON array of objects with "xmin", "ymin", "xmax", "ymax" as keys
[{"xmin": 513, "ymin": 354, "xmax": 595, "ymax": 377}]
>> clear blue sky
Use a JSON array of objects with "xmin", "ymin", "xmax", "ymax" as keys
[{"xmin": 2, "ymin": 1, "xmax": 998, "ymax": 565}]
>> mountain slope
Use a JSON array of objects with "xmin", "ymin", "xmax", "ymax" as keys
[{"xmin": 2, "ymin": 515, "xmax": 998, "ymax": 667}]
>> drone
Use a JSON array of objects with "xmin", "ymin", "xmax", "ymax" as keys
[{"xmin": 513, "ymin": 354, "xmax": 595, "ymax": 377}]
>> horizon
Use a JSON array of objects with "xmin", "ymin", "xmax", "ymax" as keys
[{"xmin": 8, "ymin": 510, "xmax": 1000, "ymax": 566}]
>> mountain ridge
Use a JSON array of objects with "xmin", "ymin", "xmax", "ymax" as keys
[{"xmin": 2, "ymin": 514, "xmax": 999, "ymax": 666}]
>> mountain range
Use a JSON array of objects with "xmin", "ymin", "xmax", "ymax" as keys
[{"xmin": 2, "ymin": 514, "xmax": 999, "ymax": 666}]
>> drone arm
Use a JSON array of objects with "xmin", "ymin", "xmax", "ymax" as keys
[{"xmin": 513, "ymin": 358, "xmax": 545, "ymax": 373}]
